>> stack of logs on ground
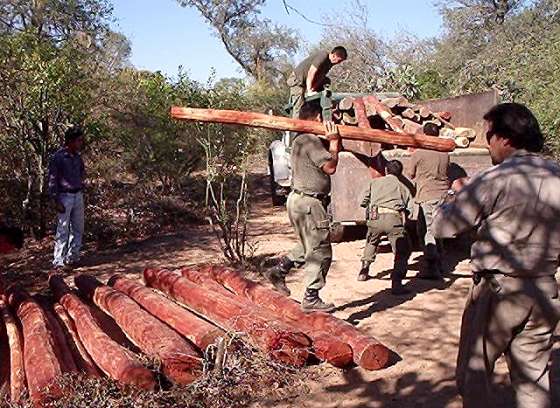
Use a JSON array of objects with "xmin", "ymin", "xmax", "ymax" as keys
[
  {"xmin": 0, "ymin": 267, "xmax": 390, "ymax": 406},
  {"xmin": 336, "ymin": 95, "xmax": 477, "ymax": 148}
]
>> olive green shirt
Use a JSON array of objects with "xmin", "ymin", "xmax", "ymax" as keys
[
  {"xmin": 291, "ymin": 133, "xmax": 332, "ymax": 195},
  {"xmin": 291, "ymin": 51, "xmax": 332, "ymax": 87},
  {"xmin": 406, "ymin": 149, "xmax": 450, "ymax": 202},
  {"xmin": 432, "ymin": 150, "xmax": 560, "ymax": 277},
  {"xmin": 361, "ymin": 174, "xmax": 414, "ymax": 216}
]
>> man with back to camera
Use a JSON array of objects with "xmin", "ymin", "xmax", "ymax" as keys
[
  {"xmin": 358, "ymin": 160, "xmax": 414, "ymax": 295},
  {"xmin": 264, "ymin": 102, "xmax": 342, "ymax": 312},
  {"xmin": 287, "ymin": 46, "xmax": 348, "ymax": 119},
  {"xmin": 432, "ymin": 103, "xmax": 560, "ymax": 407},
  {"xmin": 406, "ymin": 122, "xmax": 450, "ymax": 279},
  {"xmin": 48, "ymin": 127, "xmax": 86, "ymax": 269}
]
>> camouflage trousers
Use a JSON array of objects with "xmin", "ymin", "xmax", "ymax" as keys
[
  {"xmin": 286, "ymin": 192, "xmax": 332, "ymax": 291},
  {"xmin": 361, "ymin": 213, "xmax": 411, "ymax": 284}
]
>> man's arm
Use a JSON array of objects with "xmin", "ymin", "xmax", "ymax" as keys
[
  {"xmin": 431, "ymin": 174, "xmax": 492, "ymax": 239},
  {"xmin": 47, "ymin": 154, "xmax": 65, "ymax": 213},
  {"xmin": 306, "ymin": 65, "xmax": 319, "ymax": 92},
  {"xmin": 321, "ymin": 121, "xmax": 342, "ymax": 175}
]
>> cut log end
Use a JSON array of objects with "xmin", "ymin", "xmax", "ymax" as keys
[
  {"xmin": 357, "ymin": 344, "xmax": 391, "ymax": 371},
  {"xmin": 312, "ymin": 337, "xmax": 353, "ymax": 368},
  {"xmin": 120, "ymin": 367, "xmax": 157, "ymax": 391},
  {"xmin": 163, "ymin": 357, "xmax": 203, "ymax": 385}
]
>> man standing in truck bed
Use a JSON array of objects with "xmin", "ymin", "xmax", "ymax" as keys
[
  {"xmin": 287, "ymin": 46, "xmax": 347, "ymax": 119},
  {"xmin": 265, "ymin": 102, "xmax": 342, "ymax": 312}
]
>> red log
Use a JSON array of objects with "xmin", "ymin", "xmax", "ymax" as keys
[
  {"xmin": 143, "ymin": 268, "xmax": 310, "ymax": 367},
  {"xmin": 363, "ymin": 96, "xmax": 406, "ymax": 134},
  {"xmin": 181, "ymin": 267, "xmax": 353, "ymax": 368},
  {"xmin": 171, "ymin": 106, "xmax": 456, "ymax": 152},
  {"xmin": 108, "ymin": 275, "xmax": 224, "ymax": 351},
  {"xmin": 49, "ymin": 275, "xmax": 155, "ymax": 390},
  {"xmin": 52, "ymin": 303, "xmax": 102, "ymax": 377},
  {"xmin": 8, "ymin": 288, "xmax": 64, "ymax": 406},
  {"xmin": 35, "ymin": 296, "xmax": 79, "ymax": 375},
  {"xmin": 74, "ymin": 274, "xmax": 202, "ymax": 385},
  {"xmin": 352, "ymin": 97, "xmax": 370, "ymax": 129},
  {"xmin": 0, "ymin": 298, "xmax": 25, "ymax": 402},
  {"xmin": 206, "ymin": 266, "xmax": 391, "ymax": 371}
]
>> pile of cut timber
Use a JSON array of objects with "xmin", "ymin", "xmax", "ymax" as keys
[
  {"xmin": 0, "ymin": 267, "xmax": 391, "ymax": 406},
  {"xmin": 335, "ymin": 95, "xmax": 477, "ymax": 148}
]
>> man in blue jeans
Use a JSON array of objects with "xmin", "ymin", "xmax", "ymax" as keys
[{"xmin": 48, "ymin": 127, "xmax": 85, "ymax": 269}]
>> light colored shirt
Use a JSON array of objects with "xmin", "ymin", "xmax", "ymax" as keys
[
  {"xmin": 406, "ymin": 149, "xmax": 450, "ymax": 202},
  {"xmin": 432, "ymin": 150, "xmax": 560, "ymax": 277}
]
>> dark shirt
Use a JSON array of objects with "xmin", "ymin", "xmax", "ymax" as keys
[
  {"xmin": 291, "ymin": 134, "xmax": 332, "ymax": 195},
  {"xmin": 292, "ymin": 51, "xmax": 333, "ymax": 87},
  {"xmin": 48, "ymin": 147, "xmax": 85, "ymax": 199}
]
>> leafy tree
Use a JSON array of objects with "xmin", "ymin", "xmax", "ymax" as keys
[{"xmin": 176, "ymin": 0, "xmax": 299, "ymax": 83}]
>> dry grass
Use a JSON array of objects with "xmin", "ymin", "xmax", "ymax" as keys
[{"xmin": 3, "ymin": 334, "xmax": 315, "ymax": 408}]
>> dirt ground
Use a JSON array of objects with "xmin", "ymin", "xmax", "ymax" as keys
[{"xmin": 5, "ymin": 174, "xmax": 559, "ymax": 408}]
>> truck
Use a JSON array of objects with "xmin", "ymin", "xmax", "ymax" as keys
[{"xmin": 267, "ymin": 89, "xmax": 499, "ymax": 241}]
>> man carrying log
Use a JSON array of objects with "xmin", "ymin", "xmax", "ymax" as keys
[
  {"xmin": 48, "ymin": 127, "xmax": 86, "ymax": 269},
  {"xmin": 287, "ymin": 46, "xmax": 347, "ymax": 118},
  {"xmin": 358, "ymin": 160, "xmax": 414, "ymax": 295},
  {"xmin": 406, "ymin": 122, "xmax": 450, "ymax": 279},
  {"xmin": 432, "ymin": 103, "xmax": 560, "ymax": 408},
  {"xmin": 265, "ymin": 102, "xmax": 342, "ymax": 312}
]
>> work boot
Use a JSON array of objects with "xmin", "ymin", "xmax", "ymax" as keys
[
  {"xmin": 264, "ymin": 256, "xmax": 293, "ymax": 296},
  {"xmin": 357, "ymin": 261, "xmax": 371, "ymax": 281},
  {"xmin": 301, "ymin": 289, "xmax": 335, "ymax": 313},
  {"xmin": 418, "ymin": 259, "xmax": 443, "ymax": 280}
]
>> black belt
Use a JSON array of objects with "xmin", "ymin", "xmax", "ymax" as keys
[{"xmin": 292, "ymin": 189, "xmax": 328, "ymax": 201}]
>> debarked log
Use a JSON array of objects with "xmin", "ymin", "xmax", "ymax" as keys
[
  {"xmin": 74, "ymin": 274, "xmax": 202, "ymax": 385},
  {"xmin": 143, "ymin": 268, "xmax": 310, "ymax": 367},
  {"xmin": 181, "ymin": 267, "xmax": 353, "ymax": 368},
  {"xmin": 206, "ymin": 266, "xmax": 391, "ymax": 371},
  {"xmin": 49, "ymin": 275, "xmax": 155, "ymax": 390},
  {"xmin": 8, "ymin": 288, "xmax": 64, "ymax": 406},
  {"xmin": 0, "ymin": 298, "xmax": 26, "ymax": 403},
  {"xmin": 107, "ymin": 275, "xmax": 224, "ymax": 351},
  {"xmin": 170, "ymin": 107, "xmax": 456, "ymax": 152}
]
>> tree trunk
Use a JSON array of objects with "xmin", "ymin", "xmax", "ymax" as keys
[
  {"xmin": 143, "ymin": 268, "xmax": 310, "ymax": 367},
  {"xmin": 8, "ymin": 288, "xmax": 65, "ymax": 405},
  {"xmin": 0, "ymin": 299, "xmax": 26, "ymax": 403},
  {"xmin": 49, "ymin": 275, "xmax": 155, "ymax": 390},
  {"xmin": 181, "ymin": 267, "xmax": 353, "ymax": 368},
  {"xmin": 206, "ymin": 266, "xmax": 391, "ymax": 370},
  {"xmin": 107, "ymin": 275, "xmax": 224, "ymax": 351},
  {"xmin": 74, "ymin": 274, "xmax": 203, "ymax": 385},
  {"xmin": 171, "ymin": 107, "xmax": 456, "ymax": 152}
]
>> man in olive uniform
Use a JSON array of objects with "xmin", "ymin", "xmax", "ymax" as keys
[
  {"xmin": 432, "ymin": 103, "xmax": 560, "ymax": 408},
  {"xmin": 265, "ymin": 102, "xmax": 342, "ymax": 312},
  {"xmin": 287, "ymin": 46, "xmax": 348, "ymax": 118},
  {"xmin": 358, "ymin": 160, "xmax": 414, "ymax": 295},
  {"xmin": 406, "ymin": 123, "xmax": 450, "ymax": 279}
]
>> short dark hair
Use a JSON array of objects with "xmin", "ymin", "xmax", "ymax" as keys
[
  {"xmin": 423, "ymin": 122, "xmax": 440, "ymax": 137},
  {"xmin": 298, "ymin": 102, "xmax": 322, "ymax": 120},
  {"xmin": 64, "ymin": 127, "xmax": 84, "ymax": 144},
  {"xmin": 483, "ymin": 103, "xmax": 543, "ymax": 152},
  {"xmin": 386, "ymin": 160, "xmax": 403, "ymax": 176},
  {"xmin": 331, "ymin": 46, "xmax": 348, "ymax": 60}
]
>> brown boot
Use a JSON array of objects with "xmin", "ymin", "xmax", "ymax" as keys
[{"xmin": 301, "ymin": 289, "xmax": 335, "ymax": 313}]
